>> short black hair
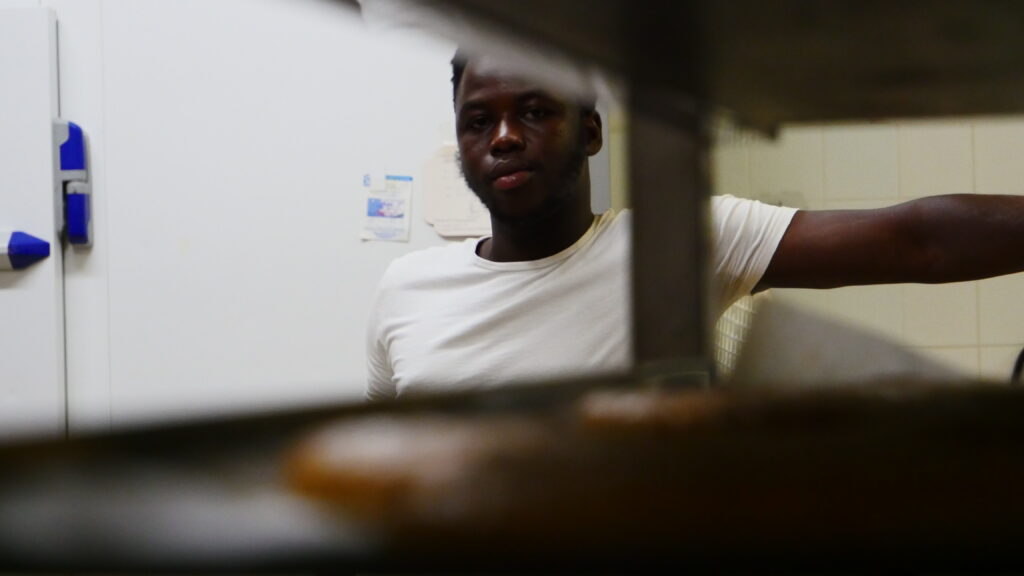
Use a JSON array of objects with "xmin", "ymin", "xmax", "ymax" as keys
[
  {"xmin": 451, "ymin": 47, "xmax": 469, "ymax": 105},
  {"xmin": 450, "ymin": 48, "xmax": 595, "ymax": 113}
]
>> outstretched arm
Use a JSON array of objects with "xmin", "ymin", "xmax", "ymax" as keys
[{"xmin": 757, "ymin": 194, "xmax": 1024, "ymax": 291}]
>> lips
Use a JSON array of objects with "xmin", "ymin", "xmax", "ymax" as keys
[
  {"xmin": 490, "ymin": 162, "xmax": 536, "ymax": 191},
  {"xmin": 493, "ymin": 170, "xmax": 534, "ymax": 191}
]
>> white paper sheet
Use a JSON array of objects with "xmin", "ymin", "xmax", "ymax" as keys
[
  {"xmin": 422, "ymin": 144, "xmax": 491, "ymax": 238},
  {"xmin": 361, "ymin": 174, "xmax": 413, "ymax": 242}
]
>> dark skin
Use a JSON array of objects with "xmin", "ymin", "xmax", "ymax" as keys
[
  {"xmin": 455, "ymin": 58, "xmax": 602, "ymax": 262},
  {"xmin": 759, "ymin": 195, "xmax": 1024, "ymax": 290},
  {"xmin": 456, "ymin": 60, "xmax": 1024, "ymax": 285}
]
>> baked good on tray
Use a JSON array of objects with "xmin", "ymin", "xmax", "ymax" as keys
[
  {"xmin": 284, "ymin": 384, "xmax": 1024, "ymax": 557},
  {"xmin": 286, "ymin": 414, "xmax": 552, "ymax": 525}
]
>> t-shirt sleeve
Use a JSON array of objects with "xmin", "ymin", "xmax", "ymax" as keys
[
  {"xmin": 365, "ymin": 274, "xmax": 397, "ymax": 402},
  {"xmin": 710, "ymin": 195, "xmax": 798, "ymax": 314}
]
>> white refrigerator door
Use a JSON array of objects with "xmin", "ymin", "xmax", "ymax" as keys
[
  {"xmin": 89, "ymin": 0, "xmax": 454, "ymax": 427},
  {"xmin": 0, "ymin": 7, "xmax": 65, "ymax": 439}
]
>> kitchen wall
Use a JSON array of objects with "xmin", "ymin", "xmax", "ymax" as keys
[
  {"xmin": 713, "ymin": 118, "xmax": 1024, "ymax": 382},
  {"xmin": 0, "ymin": 0, "xmax": 619, "ymax": 432}
]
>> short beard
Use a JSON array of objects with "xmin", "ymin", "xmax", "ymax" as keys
[{"xmin": 459, "ymin": 138, "xmax": 588, "ymax": 230}]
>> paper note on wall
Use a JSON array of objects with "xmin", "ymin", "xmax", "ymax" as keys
[
  {"xmin": 422, "ymin": 144, "xmax": 491, "ymax": 238},
  {"xmin": 361, "ymin": 174, "xmax": 413, "ymax": 242}
]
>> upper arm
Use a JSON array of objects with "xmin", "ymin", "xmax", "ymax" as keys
[
  {"xmin": 757, "ymin": 204, "xmax": 927, "ymax": 291},
  {"xmin": 711, "ymin": 196, "xmax": 799, "ymax": 311},
  {"xmin": 365, "ymin": 281, "xmax": 397, "ymax": 402},
  {"xmin": 365, "ymin": 333, "xmax": 396, "ymax": 401}
]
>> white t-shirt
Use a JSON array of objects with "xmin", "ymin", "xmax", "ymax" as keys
[{"xmin": 366, "ymin": 195, "xmax": 797, "ymax": 400}]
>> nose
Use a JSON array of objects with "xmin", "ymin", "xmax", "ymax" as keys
[{"xmin": 490, "ymin": 116, "xmax": 525, "ymax": 154}]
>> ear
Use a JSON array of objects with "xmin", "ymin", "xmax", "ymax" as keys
[{"xmin": 583, "ymin": 109, "xmax": 603, "ymax": 156}]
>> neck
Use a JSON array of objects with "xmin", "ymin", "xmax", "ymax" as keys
[{"xmin": 480, "ymin": 194, "xmax": 595, "ymax": 262}]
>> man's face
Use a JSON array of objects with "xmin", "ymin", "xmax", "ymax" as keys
[{"xmin": 454, "ymin": 59, "xmax": 601, "ymax": 226}]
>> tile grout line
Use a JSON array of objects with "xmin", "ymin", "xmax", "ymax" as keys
[{"xmin": 970, "ymin": 122, "xmax": 983, "ymax": 379}]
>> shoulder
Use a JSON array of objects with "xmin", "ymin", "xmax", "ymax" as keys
[
  {"xmin": 370, "ymin": 241, "xmax": 474, "ymax": 332},
  {"xmin": 597, "ymin": 208, "xmax": 632, "ymax": 236},
  {"xmin": 378, "ymin": 240, "xmax": 476, "ymax": 290},
  {"xmin": 578, "ymin": 210, "xmax": 632, "ymax": 257},
  {"xmin": 710, "ymin": 195, "xmax": 798, "ymax": 237},
  {"xmin": 616, "ymin": 197, "xmax": 794, "ymax": 233},
  {"xmin": 711, "ymin": 194, "xmax": 770, "ymax": 220}
]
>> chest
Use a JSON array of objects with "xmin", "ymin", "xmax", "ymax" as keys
[{"xmin": 389, "ymin": 247, "xmax": 632, "ymax": 395}]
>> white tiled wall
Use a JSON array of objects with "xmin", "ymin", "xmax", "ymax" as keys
[
  {"xmin": 824, "ymin": 125, "xmax": 900, "ymax": 202},
  {"xmin": 713, "ymin": 117, "xmax": 1024, "ymax": 383}
]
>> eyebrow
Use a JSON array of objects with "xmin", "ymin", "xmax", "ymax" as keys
[
  {"xmin": 516, "ymin": 90, "xmax": 559, "ymax": 103},
  {"xmin": 458, "ymin": 90, "xmax": 561, "ymax": 116}
]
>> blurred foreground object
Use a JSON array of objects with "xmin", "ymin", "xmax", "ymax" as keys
[
  {"xmin": 395, "ymin": 0, "xmax": 1024, "ymax": 129},
  {"xmin": 4, "ymin": 379, "xmax": 1024, "ymax": 571}
]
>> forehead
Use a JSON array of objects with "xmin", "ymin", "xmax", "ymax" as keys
[{"xmin": 456, "ymin": 57, "xmax": 570, "ymax": 112}]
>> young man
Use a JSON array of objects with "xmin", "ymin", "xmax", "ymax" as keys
[{"xmin": 365, "ymin": 53, "xmax": 1024, "ymax": 401}]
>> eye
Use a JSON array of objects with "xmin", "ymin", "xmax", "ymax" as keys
[
  {"xmin": 463, "ymin": 115, "xmax": 490, "ymax": 132},
  {"xmin": 523, "ymin": 107, "xmax": 549, "ymax": 121}
]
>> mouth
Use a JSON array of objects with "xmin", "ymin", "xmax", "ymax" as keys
[
  {"xmin": 492, "ymin": 170, "xmax": 534, "ymax": 191},
  {"xmin": 490, "ymin": 162, "xmax": 536, "ymax": 191}
]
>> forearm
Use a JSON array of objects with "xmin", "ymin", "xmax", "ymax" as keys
[
  {"xmin": 760, "ymin": 194, "xmax": 1024, "ymax": 290},
  {"xmin": 904, "ymin": 194, "xmax": 1024, "ymax": 283}
]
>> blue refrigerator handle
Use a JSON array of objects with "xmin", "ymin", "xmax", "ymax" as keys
[{"xmin": 55, "ymin": 119, "xmax": 92, "ymax": 246}]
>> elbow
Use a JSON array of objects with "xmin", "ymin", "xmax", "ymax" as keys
[{"xmin": 894, "ymin": 197, "xmax": 971, "ymax": 284}]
